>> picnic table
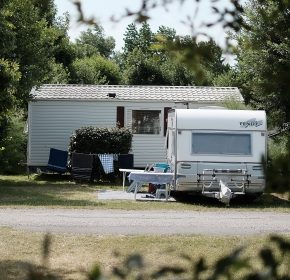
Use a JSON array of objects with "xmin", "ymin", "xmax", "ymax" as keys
[{"xmin": 127, "ymin": 171, "xmax": 174, "ymax": 200}]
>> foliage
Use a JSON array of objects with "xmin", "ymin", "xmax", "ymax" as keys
[
  {"xmin": 0, "ymin": 58, "xmax": 21, "ymax": 116},
  {"xmin": 69, "ymin": 126, "xmax": 133, "ymax": 154},
  {"xmin": 156, "ymin": 36, "xmax": 230, "ymax": 85},
  {"xmin": 221, "ymin": 97, "xmax": 251, "ymax": 110},
  {"xmin": 123, "ymin": 23, "xmax": 139, "ymax": 56},
  {"xmin": 70, "ymin": 55, "xmax": 120, "ymax": 84},
  {"xmin": 213, "ymin": 68, "xmax": 240, "ymax": 87},
  {"xmin": 122, "ymin": 48, "xmax": 170, "ymax": 85},
  {"xmin": 231, "ymin": 0, "xmax": 290, "ymax": 192},
  {"xmin": 265, "ymin": 133, "xmax": 290, "ymax": 193},
  {"xmin": 1, "ymin": 0, "xmax": 70, "ymax": 109},
  {"xmin": 234, "ymin": 0, "xmax": 290, "ymax": 130},
  {"xmin": 0, "ymin": 112, "xmax": 27, "ymax": 174},
  {"xmin": 101, "ymin": 0, "xmax": 246, "ymax": 35},
  {"xmin": 0, "ymin": 0, "xmax": 68, "ymax": 110},
  {"xmin": 121, "ymin": 23, "xmax": 227, "ymax": 85},
  {"xmin": 0, "ymin": 0, "xmax": 72, "ymax": 171},
  {"xmin": 268, "ymin": 135, "xmax": 289, "ymax": 161},
  {"xmin": 161, "ymin": 59, "xmax": 195, "ymax": 86},
  {"xmin": 75, "ymin": 25, "xmax": 116, "ymax": 58}
]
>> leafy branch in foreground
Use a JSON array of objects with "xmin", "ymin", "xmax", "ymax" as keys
[
  {"xmin": 72, "ymin": 0, "xmax": 246, "ymax": 35},
  {"xmin": 17, "ymin": 234, "xmax": 290, "ymax": 279},
  {"xmin": 91, "ymin": 235, "xmax": 290, "ymax": 280}
]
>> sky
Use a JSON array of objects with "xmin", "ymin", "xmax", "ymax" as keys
[{"xmin": 54, "ymin": 0, "xmax": 237, "ymax": 52}]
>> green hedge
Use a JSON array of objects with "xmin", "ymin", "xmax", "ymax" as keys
[
  {"xmin": 69, "ymin": 126, "xmax": 133, "ymax": 154},
  {"xmin": 0, "ymin": 113, "xmax": 27, "ymax": 174}
]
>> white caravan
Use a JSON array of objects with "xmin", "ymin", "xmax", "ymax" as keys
[{"xmin": 167, "ymin": 109, "xmax": 267, "ymax": 203}]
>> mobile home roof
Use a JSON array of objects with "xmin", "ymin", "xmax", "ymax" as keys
[{"xmin": 30, "ymin": 84, "xmax": 243, "ymax": 103}]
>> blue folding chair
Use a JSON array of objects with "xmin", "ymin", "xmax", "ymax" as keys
[{"xmin": 47, "ymin": 148, "xmax": 68, "ymax": 174}]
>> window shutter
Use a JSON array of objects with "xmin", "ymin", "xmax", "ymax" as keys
[
  {"xmin": 164, "ymin": 107, "xmax": 171, "ymax": 136},
  {"xmin": 117, "ymin": 106, "xmax": 125, "ymax": 128}
]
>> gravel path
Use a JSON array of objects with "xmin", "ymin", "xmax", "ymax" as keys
[{"xmin": 0, "ymin": 208, "xmax": 290, "ymax": 236}]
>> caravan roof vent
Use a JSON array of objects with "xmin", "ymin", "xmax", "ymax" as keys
[{"xmin": 108, "ymin": 93, "xmax": 116, "ymax": 98}]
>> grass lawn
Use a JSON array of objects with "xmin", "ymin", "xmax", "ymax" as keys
[
  {"xmin": 0, "ymin": 174, "xmax": 290, "ymax": 211},
  {"xmin": 0, "ymin": 174, "xmax": 290, "ymax": 279},
  {"xmin": 0, "ymin": 227, "xmax": 289, "ymax": 280}
]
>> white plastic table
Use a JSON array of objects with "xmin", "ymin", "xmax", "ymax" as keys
[
  {"xmin": 119, "ymin": 168, "xmax": 144, "ymax": 191},
  {"xmin": 128, "ymin": 171, "xmax": 174, "ymax": 200}
]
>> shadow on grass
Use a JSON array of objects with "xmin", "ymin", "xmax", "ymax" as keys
[
  {"xmin": 0, "ymin": 173, "xmax": 75, "ymax": 187},
  {"xmin": 34, "ymin": 173, "xmax": 123, "ymax": 187},
  {"xmin": 0, "ymin": 198, "xmax": 104, "ymax": 207},
  {"xmin": 0, "ymin": 173, "xmax": 121, "ymax": 188},
  {"xmin": 0, "ymin": 184, "xmax": 104, "ymax": 207},
  {"xmin": 173, "ymin": 193, "xmax": 290, "ymax": 209},
  {"xmin": 0, "ymin": 259, "xmax": 73, "ymax": 280},
  {"xmin": 33, "ymin": 173, "xmax": 73, "ymax": 183}
]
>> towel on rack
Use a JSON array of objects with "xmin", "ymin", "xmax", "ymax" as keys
[{"xmin": 98, "ymin": 154, "xmax": 114, "ymax": 174}]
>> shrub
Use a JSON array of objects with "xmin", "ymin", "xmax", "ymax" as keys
[
  {"xmin": 69, "ymin": 126, "xmax": 133, "ymax": 154},
  {"xmin": 266, "ymin": 134, "xmax": 290, "ymax": 192},
  {"xmin": 0, "ymin": 113, "xmax": 27, "ymax": 174}
]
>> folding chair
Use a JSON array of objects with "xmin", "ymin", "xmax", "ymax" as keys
[
  {"xmin": 71, "ymin": 152, "xmax": 94, "ymax": 181},
  {"xmin": 47, "ymin": 148, "xmax": 68, "ymax": 174}
]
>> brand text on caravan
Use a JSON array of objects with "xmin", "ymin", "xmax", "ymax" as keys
[{"xmin": 240, "ymin": 118, "xmax": 263, "ymax": 128}]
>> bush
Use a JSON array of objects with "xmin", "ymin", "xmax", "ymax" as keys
[
  {"xmin": 0, "ymin": 113, "xmax": 27, "ymax": 174},
  {"xmin": 266, "ymin": 134, "xmax": 290, "ymax": 192},
  {"xmin": 69, "ymin": 126, "xmax": 133, "ymax": 154}
]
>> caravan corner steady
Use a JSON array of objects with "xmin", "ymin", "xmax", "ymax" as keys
[{"xmin": 166, "ymin": 109, "xmax": 267, "ymax": 205}]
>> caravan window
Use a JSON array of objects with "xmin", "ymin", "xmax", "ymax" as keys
[
  {"xmin": 132, "ymin": 110, "xmax": 161, "ymax": 134},
  {"xmin": 191, "ymin": 132, "xmax": 251, "ymax": 155}
]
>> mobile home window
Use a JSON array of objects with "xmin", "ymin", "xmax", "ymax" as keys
[
  {"xmin": 132, "ymin": 110, "xmax": 161, "ymax": 134},
  {"xmin": 191, "ymin": 133, "xmax": 251, "ymax": 155}
]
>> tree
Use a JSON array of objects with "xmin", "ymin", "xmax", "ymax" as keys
[
  {"xmin": 1, "ymin": 0, "xmax": 71, "ymax": 109},
  {"xmin": 234, "ymin": 0, "xmax": 290, "ymax": 130},
  {"xmin": 0, "ymin": 112, "xmax": 27, "ymax": 174},
  {"xmin": 157, "ymin": 35, "xmax": 229, "ymax": 85},
  {"xmin": 137, "ymin": 22, "xmax": 154, "ymax": 54},
  {"xmin": 156, "ymin": 26, "xmax": 176, "ymax": 42},
  {"xmin": 121, "ymin": 22, "xmax": 228, "ymax": 85},
  {"xmin": 122, "ymin": 48, "xmax": 170, "ymax": 85},
  {"xmin": 70, "ymin": 55, "xmax": 120, "ymax": 84},
  {"xmin": 75, "ymin": 25, "xmax": 115, "ymax": 58},
  {"xmin": 0, "ymin": 59, "xmax": 21, "ymax": 152},
  {"xmin": 0, "ymin": 0, "xmax": 20, "ymax": 114},
  {"xmin": 123, "ymin": 23, "xmax": 139, "ymax": 56},
  {"xmin": 161, "ymin": 59, "xmax": 195, "ymax": 86},
  {"xmin": 0, "ymin": 0, "xmax": 71, "ymax": 172},
  {"xmin": 122, "ymin": 23, "xmax": 168, "ymax": 84},
  {"xmin": 232, "ymin": 0, "xmax": 290, "ymax": 191}
]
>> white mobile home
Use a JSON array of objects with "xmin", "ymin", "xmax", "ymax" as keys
[
  {"xmin": 27, "ymin": 84, "xmax": 243, "ymax": 170},
  {"xmin": 167, "ymin": 109, "xmax": 267, "ymax": 201}
]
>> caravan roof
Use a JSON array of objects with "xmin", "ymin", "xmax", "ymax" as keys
[{"xmin": 174, "ymin": 109, "xmax": 267, "ymax": 131}]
